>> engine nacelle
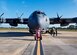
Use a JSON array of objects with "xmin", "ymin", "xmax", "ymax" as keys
[
  {"xmin": 60, "ymin": 23, "xmax": 69, "ymax": 26},
  {"xmin": 9, "ymin": 23, "xmax": 18, "ymax": 26}
]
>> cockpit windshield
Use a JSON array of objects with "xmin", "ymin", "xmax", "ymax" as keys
[
  {"xmin": 33, "ymin": 11, "xmax": 46, "ymax": 15},
  {"xmin": 37, "ymin": 11, "xmax": 46, "ymax": 15}
]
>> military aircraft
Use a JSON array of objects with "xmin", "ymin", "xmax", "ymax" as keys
[{"xmin": 0, "ymin": 10, "xmax": 77, "ymax": 40}]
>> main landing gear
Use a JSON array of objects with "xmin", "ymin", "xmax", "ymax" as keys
[{"xmin": 34, "ymin": 29, "xmax": 42, "ymax": 40}]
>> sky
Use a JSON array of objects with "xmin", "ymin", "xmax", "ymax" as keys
[{"xmin": 0, "ymin": 0, "xmax": 77, "ymax": 28}]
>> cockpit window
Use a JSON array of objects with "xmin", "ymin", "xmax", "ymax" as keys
[
  {"xmin": 37, "ymin": 11, "xmax": 46, "ymax": 15},
  {"xmin": 32, "ymin": 11, "xmax": 46, "ymax": 17},
  {"xmin": 33, "ymin": 11, "xmax": 46, "ymax": 15},
  {"xmin": 37, "ymin": 12, "xmax": 41, "ymax": 14}
]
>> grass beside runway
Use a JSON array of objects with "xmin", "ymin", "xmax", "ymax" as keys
[
  {"xmin": 0, "ymin": 28, "xmax": 77, "ymax": 32},
  {"xmin": 57, "ymin": 29, "xmax": 77, "ymax": 32},
  {"xmin": 0, "ymin": 28, "xmax": 29, "ymax": 31}
]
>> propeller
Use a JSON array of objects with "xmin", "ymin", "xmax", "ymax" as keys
[
  {"xmin": 0, "ymin": 13, "xmax": 4, "ymax": 23},
  {"xmin": 19, "ymin": 13, "xmax": 24, "ymax": 18},
  {"xmin": 16, "ymin": 13, "xmax": 24, "ymax": 23},
  {"xmin": 16, "ymin": 13, "xmax": 24, "ymax": 18},
  {"xmin": 56, "ymin": 13, "xmax": 63, "ymax": 22},
  {"xmin": 0, "ymin": 13, "xmax": 4, "ymax": 18},
  {"xmin": 57, "ymin": 13, "xmax": 63, "ymax": 19}
]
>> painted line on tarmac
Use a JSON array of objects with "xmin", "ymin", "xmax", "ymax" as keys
[
  {"xmin": 33, "ymin": 39, "xmax": 44, "ymax": 55},
  {"xmin": 37, "ymin": 40, "xmax": 40, "ymax": 55}
]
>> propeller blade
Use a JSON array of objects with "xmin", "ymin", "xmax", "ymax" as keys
[
  {"xmin": 0, "ymin": 13, "xmax": 4, "ymax": 18},
  {"xmin": 16, "ymin": 13, "xmax": 24, "ymax": 18},
  {"xmin": 57, "ymin": 13, "xmax": 59, "ymax": 18},
  {"xmin": 60, "ymin": 15, "xmax": 63, "ymax": 18},
  {"xmin": 0, "ymin": 13, "xmax": 4, "ymax": 23},
  {"xmin": 16, "ymin": 13, "xmax": 19, "ymax": 18},
  {"xmin": 56, "ymin": 13, "xmax": 63, "ymax": 19},
  {"xmin": 56, "ymin": 13, "xmax": 63, "ymax": 22},
  {"xmin": 20, "ymin": 13, "xmax": 24, "ymax": 18}
]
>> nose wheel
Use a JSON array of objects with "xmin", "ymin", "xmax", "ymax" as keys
[
  {"xmin": 34, "ymin": 36, "xmax": 42, "ymax": 40},
  {"xmin": 34, "ymin": 29, "xmax": 42, "ymax": 40}
]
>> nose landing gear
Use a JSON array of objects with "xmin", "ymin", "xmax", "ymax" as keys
[{"xmin": 34, "ymin": 29, "xmax": 42, "ymax": 40}]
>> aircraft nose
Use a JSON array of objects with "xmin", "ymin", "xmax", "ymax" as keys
[{"xmin": 37, "ymin": 16, "xmax": 45, "ymax": 26}]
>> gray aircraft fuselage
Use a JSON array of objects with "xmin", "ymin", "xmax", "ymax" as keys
[{"xmin": 28, "ymin": 11, "xmax": 50, "ymax": 33}]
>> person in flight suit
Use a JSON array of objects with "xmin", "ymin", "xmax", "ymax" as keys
[{"xmin": 52, "ymin": 27, "xmax": 57, "ymax": 37}]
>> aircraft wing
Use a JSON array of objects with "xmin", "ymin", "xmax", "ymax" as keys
[
  {"xmin": 49, "ymin": 17, "xmax": 77, "ymax": 26},
  {"xmin": 0, "ymin": 18, "xmax": 28, "ymax": 26}
]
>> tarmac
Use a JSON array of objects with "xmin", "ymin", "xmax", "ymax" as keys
[{"xmin": 0, "ymin": 29, "xmax": 77, "ymax": 55}]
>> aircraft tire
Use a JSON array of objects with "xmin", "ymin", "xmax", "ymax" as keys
[
  {"xmin": 34, "ymin": 36, "xmax": 36, "ymax": 40},
  {"xmin": 40, "ymin": 36, "xmax": 42, "ymax": 40}
]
